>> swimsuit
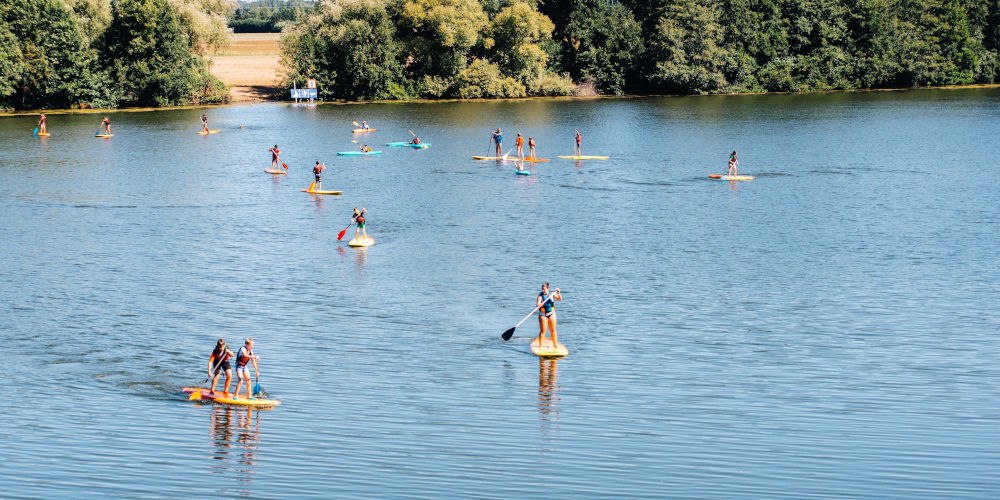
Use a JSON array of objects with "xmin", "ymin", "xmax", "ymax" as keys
[{"xmin": 538, "ymin": 292, "xmax": 556, "ymax": 318}]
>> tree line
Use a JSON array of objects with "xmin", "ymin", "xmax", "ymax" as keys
[
  {"xmin": 282, "ymin": 0, "xmax": 1000, "ymax": 100},
  {"xmin": 0, "ymin": 0, "xmax": 230, "ymax": 110}
]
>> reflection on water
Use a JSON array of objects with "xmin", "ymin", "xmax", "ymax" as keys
[
  {"xmin": 210, "ymin": 405, "xmax": 262, "ymax": 487},
  {"xmin": 537, "ymin": 358, "xmax": 560, "ymax": 437}
]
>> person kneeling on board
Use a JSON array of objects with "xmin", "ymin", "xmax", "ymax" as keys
[
  {"xmin": 352, "ymin": 207, "xmax": 368, "ymax": 240},
  {"xmin": 209, "ymin": 339, "xmax": 235, "ymax": 396},
  {"xmin": 313, "ymin": 161, "xmax": 326, "ymax": 191},
  {"xmin": 537, "ymin": 283, "xmax": 562, "ymax": 349},
  {"xmin": 233, "ymin": 338, "xmax": 260, "ymax": 399}
]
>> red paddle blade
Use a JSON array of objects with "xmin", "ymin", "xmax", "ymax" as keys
[
  {"xmin": 282, "ymin": 162, "xmax": 289, "ymax": 170},
  {"xmin": 336, "ymin": 229, "xmax": 347, "ymax": 241}
]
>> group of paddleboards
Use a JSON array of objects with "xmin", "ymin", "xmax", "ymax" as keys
[{"xmin": 472, "ymin": 128, "xmax": 612, "ymax": 175}]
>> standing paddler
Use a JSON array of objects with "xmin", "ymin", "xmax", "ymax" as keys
[
  {"xmin": 233, "ymin": 338, "xmax": 260, "ymax": 400},
  {"xmin": 574, "ymin": 129, "xmax": 582, "ymax": 157},
  {"xmin": 536, "ymin": 283, "xmax": 562, "ymax": 350},
  {"xmin": 728, "ymin": 150, "xmax": 739, "ymax": 177},
  {"xmin": 208, "ymin": 338, "xmax": 235, "ymax": 396},
  {"xmin": 492, "ymin": 128, "xmax": 503, "ymax": 157}
]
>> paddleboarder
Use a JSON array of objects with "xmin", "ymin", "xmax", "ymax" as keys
[
  {"xmin": 269, "ymin": 145, "xmax": 280, "ymax": 170},
  {"xmin": 233, "ymin": 338, "xmax": 259, "ymax": 400},
  {"xmin": 728, "ymin": 150, "xmax": 739, "ymax": 176},
  {"xmin": 37, "ymin": 114, "xmax": 47, "ymax": 135},
  {"xmin": 312, "ymin": 161, "xmax": 326, "ymax": 191},
  {"xmin": 208, "ymin": 338, "xmax": 235, "ymax": 396},
  {"xmin": 100, "ymin": 116, "xmax": 111, "ymax": 136},
  {"xmin": 536, "ymin": 283, "xmax": 562, "ymax": 350},
  {"xmin": 516, "ymin": 133, "xmax": 525, "ymax": 160},
  {"xmin": 528, "ymin": 137, "xmax": 536, "ymax": 158},
  {"xmin": 352, "ymin": 207, "xmax": 368, "ymax": 240},
  {"xmin": 492, "ymin": 128, "xmax": 503, "ymax": 156},
  {"xmin": 201, "ymin": 114, "xmax": 208, "ymax": 133},
  {"xmin": 574, "ymin": 130, "xmax": 582, "ymax": 156}
]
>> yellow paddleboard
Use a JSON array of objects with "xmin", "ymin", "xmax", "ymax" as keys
[
  {"xmin": 265, "ymin": 169, "xmax": 286, "ymax": 174},
  {"xmin": 301, "ymin": 189, "xmax": 342, "ymax": 195},
  {"xmin": 710, "ymin": 174, "xmax": 754, "ymax": 181},
  {"xmin": 352, "ymin": 128, "xmax": 376, "ymax": 133},
  {"xmin": 95, "ymin": 134, "xmax": 114, "ymax": 138},
  {"xmin": 348, "ymin": 236, "xmax": 374, "ymax": 247},
  {"xmin": 212, "ymin": 395, "xmax": 281, "ymax": 407},
  {"xmin": 37, "ymin": 132, "xmax": 51, "ymax": 136},
  {"xmin": 472, "ymin": 156, "xmax": 507, "ymax": 160},
  {"xmin": 522, "ymin": 157, "xmax": 550, "ymax": 162},
  {"xmin": 197, "ymin": 130, "xmax": 220, "ymax": 135},
  {"xmin": 530, "ymin": 338, "xmax": 568, "ymax": 357},
  {"xmin": 558, "ymin": 155, "xmax": 608, "ymax": 160}
]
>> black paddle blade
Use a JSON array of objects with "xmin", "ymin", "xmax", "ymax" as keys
[{"xmin": 501, "ymin": 327, "xmax": 516, "ymax": 341}]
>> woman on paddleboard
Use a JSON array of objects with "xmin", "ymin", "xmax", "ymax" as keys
[
  {"xmin": 574, "ymin": 130, "xmax": 582, "ymax": 156},
  {"xmin": 100, "ymin": 116, "xmax": 111, "ymax": 135},
  {"xmin": 208, "ymin": 339, "xmax": 235, "ymax": 396},
  {"xmin": 233, "ymin": 338, "xmax": 259, "ymax": 399},
  {"xmin": 313, "ymin": 161, "xmax": 325, "ymax": 191},
  {"xmin": 492, "ymin": 128, "xmax": 503, "ymax": 156},
  {"xmin": 537, "ymin": 283, "xmax": 562, "ymax": 349},
  {"xmin": 38, "ymin": 114, "xmax": 47, "ymax": 134},
  {"xmin": 269, "ymin": 145, "xmax": 280, "ymax": 169},
  {"xmin": 352, "ymin": 207, "xmax": 368, "ymax": 240},
  {"xmin": 728, "ymin": 150, "xmax": 739, "ymax": 176},
  {"xmin": 201, "ymin": 114, "xmax": 208, "ymax": 133}
]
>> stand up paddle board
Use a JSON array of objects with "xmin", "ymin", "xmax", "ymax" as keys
[
  {"xmin": 348, "ymin": 236, "xmax": 374, "ymax": 247},
  {"xmin": 709, "ymin": 174, "xmax": 755, "ymax": 180},
  {"xmin": 36, "ymin": 132, "xmax": 51, "ymax": 136},
  {"xmin": 521, "ymin": 157, "xmax": 550, "ymax": 162},
  {"xmin": 558, "ymin": 155, "xmax": 608, "ymax": 160},
  {"xmin": 265, "ymin": 169, "xmax": 286, "ymax": 174},
  {"xmin": 197, "ymin": 130, "xmax": 220, "ymax": 135},
  {"xmin": 530, "ymin": 338, "xmax": 568, "ymax": 357},
  {"xmin": 338, "ymin": 151, "xmax": 382, "ymax": 156},
  {"xmin": 472, "ymin": 156, "xmax": 510, "ymax": 160},
  {"xmin": 212, "ymin": 395, "xmax": 281, "ymax": 407},
  {"xmin": 301, "ymin": 189, "xmax": 342, "ymax": 195},
  {"xmin": 352, "ymin": 128, "xmax": 376, "ymax": 133},
  {"xmin": 95, "ymin": 134, "xmax": 114, "ymax": 138}
]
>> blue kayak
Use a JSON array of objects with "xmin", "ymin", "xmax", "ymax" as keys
[
  {"xmin": 337, "ymin": 151, "xmax": 383, "ymax": 156},
  {"xmin": 409, "ymin": 143, "xmax": 430, "ymax": 149},
  {"xmin": 515, "ymin": 170, "xmax": 531, "ymax": 175}
]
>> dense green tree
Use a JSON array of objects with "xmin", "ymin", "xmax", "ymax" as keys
[
  {"xmin": 393, "ymin": 0, "xmax": 488, "ymax": 78},
  {"xmin": 483, "ymin": 1, "xmax": 554, "ymax": 86},
  {"xmin": 561, "ymin": 0, "xmax": 642, "ymax": 94},
  {"xmin": 282, "ymin": 0, "xmax": 405, "ymax": 100},
  {"xmin": 647, "ymin": 0, "xmax": 730, "ymax": 93},
  {"xmin": 448, "ymin": 58, "xmax": 526, "ymax": 97}
]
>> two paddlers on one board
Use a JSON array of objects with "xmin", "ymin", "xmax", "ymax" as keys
[{"xmin": 185, "ymin": 338, "xmax": 278, "ymax": 407}]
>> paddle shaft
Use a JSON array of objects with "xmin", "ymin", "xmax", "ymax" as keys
[{"xmin": 201, "ymin": 355, "xmax": 227, "ymax": 385}]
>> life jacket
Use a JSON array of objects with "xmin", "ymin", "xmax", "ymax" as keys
[
  {"xmin": 539, "ymin": 292, "xmax": 555, "ymax": 312},
  {"xmin": 210, "ymin": 344, "xmax": 230, "ymax": 363},
  {"xmin": 236, "ymin": 346, "xmax": 254, "ymax": 367}
]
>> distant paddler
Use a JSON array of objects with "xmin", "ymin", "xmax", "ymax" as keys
[
  {"xmin": 362, "ymin": 120, "xmax": 370, "ymax": 130},
  {"xmin": 574, "ymin": 129, "xmax": 582, "ymax": 157},
  {"xmin": 37, "ymin": 114, "xmax": 47, "ymax": 135},
  {"xmin": 360, "ymin": 144, "xmax": 373, "ymax": 152},
  {"xmin": 269, "ymin": 144, "xmax": 282, "ymax": 170},
  {"xmin": 728, "ymin": 150, "xmax": 739, "ymax": 177},
  {"xmin": 201, "ymin": 113, "xmax": 209, "ymax": 133},
  {"xmin": 410, "ymin": 136, "xmax": 422, "ymax": 145},
  {"xmin": 492, "ymin": 128, "xmax": 503, "ymax": 156},
  {"xmin": 536, "ymin": 283, "xmax": 562, "ymax": 350},
  {"xmin": 208, "ymin": 338, "xmax": 236, "ymax": 396},
  {"xmin": 311, "ymin": 161, "xmax": 326, "ymax": 191},
  {"xmin": 98, "ymin": 116, "xmax": 111, "ymax": 136},
  {"xmin": 528, "ymin": 137, "xmax": 536, "ymax": 158},
  {"xmin": 352, "ymin": 207, "xmax": 368, "ymax": 240},
  {"xmin": 233, "ymin": 338, "xmax": 260, "ymax": 400},
  {"xmin": 515, "ymin": 133, "xmax": 525, "ymax": 160}
]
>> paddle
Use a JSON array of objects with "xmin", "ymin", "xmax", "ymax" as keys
[
  {"xmin": 336, "ymin": 221, "xmax": 353, "ymax": 240},
  {"xmin": 191, "ymin": 354, "xmax": 227, "ymax": 399},
  {"xmin": 252, "ymin": 374, "xmax": 261, "ymax": 397},
  {"xmin": 33, "ymin": 127, "xmax": 39, "ymax": 136},
  {"xmin": 282, "ymin": 162, "xmax": 289, "ymax": 170},
  {"xmin": 408, "ymin": 129, "xmax": 415, "ymax": 137},
  {"xmin": 353, "ymin": 121, "xmax": 360, "ymax": 128},
  {"xmin": 501, "ymin": 297, "xmax": 556, "ymax": 341},
  {"xmin": 308, "ymin": 181, "xmax": 316, "ymax": 192},
  {"xmin": 502, "ymin": 146, "xmax": 515, "ymax": 161}
]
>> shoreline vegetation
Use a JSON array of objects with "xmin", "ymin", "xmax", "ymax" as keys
[{"xmin": 2, "ymin": 0, "xmax": 999, "ymax": 111}]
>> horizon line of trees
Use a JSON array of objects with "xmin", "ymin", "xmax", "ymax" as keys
[{"xmin": 281, "ymin": 0, "xmax": 1000, "ymax": 100}]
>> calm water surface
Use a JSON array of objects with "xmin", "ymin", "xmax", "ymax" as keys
[{"xmin": 1, "ymin": 90, "xmax": 998, "ymax": 498}]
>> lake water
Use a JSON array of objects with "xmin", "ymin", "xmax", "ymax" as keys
[{"xmin": 1, "ymin": 90, "xmax": 998, "ymax": 498}]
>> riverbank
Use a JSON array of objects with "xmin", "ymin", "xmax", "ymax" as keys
[{"xmin": 209, "ymin": 33, "xmax": 283, "ymax": 102}]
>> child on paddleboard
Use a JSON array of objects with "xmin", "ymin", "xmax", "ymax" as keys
[
  {"xmin": 537, "ymin": 283, "xmax": 562, "ymax": 349},
  {"xmin": 269, "ymin": 145, "xmax": 280, "ymax": 170},
  {"xmin": 233, "ymin": 338, "xmax": 260, "ymax": 399},
  {"xmin": 208, "ymin": 339, "xmax": 235, "ymax": 396},
  {"xmin": 728, "ymin": 150, "xmax": 739, "ymax": 176},
  {"xmin": 352, "ymin": 207, "xmax": 368, "ymax": 240},
  {"xmin": 528, "ymin": 137, "xmax": 536, "ymax": 158},
  {"xmin": 516, "ymin": 133, "xmax": 524, "ymax": 160},
  {"xmin": 361, "ymin": 144, "xmax": 372, "ymax": 152},
  {"xmin": 492, "ymin": 128, "xmax": 503, "ymax": 156}
]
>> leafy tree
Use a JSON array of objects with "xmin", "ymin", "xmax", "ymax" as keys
[
  {"xmin": 647, "ymin": 0, "xmax": 730, "ymax": 93},
  {"xmin": 282, "ymin": 0, "xmax": 405, "ymax": 100},
  {"xmin": 393, "ymin": 0, "xmax": 488, "ymax": 78},
  {"xmin": 170, "ymin": 0, "xmax": 234, "ymax": 54},
  {"xmin": 448, "ymin": 57, "xmax": 526, "ymax": 97},
  {"xmin": 562, "ymin": 0, "xmax": 642, "ymax": 94},
  {"xmin": 483, "ymin": 1, "xmax": 554, "ymax": 86}
]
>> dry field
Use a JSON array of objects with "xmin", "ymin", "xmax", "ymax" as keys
[{"xmin": 209, "ymin": 33, "xmax": 284, "ymax": 102}]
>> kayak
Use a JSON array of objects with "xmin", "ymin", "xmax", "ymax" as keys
[
  {"xmin": 348, "ymin": 236, "xmax": 374, "ymax": 247},
  {"xmin": 557, "ymin": 155, "xmax": 608, "ymax": 160},
  {"xmin": 530, "ymin": 338, "xmax": 568, "ymax": 357},
  {"xmin": 95, "ymin": 134, "xmax": 114, "ymax": 138},
  {"xmin": 337, "ymin": 151, "xmax": 382, "ymax": 156},
  {"xmin": 410, "ymin": 143, "xmax": 430, "ymax": 149},
  {"xmin": 352, "ymin": 128, "xmax": 376, "ymax": 133},
  {"xmin": 522, "ymin": 157, "xmax": 549, "ymax": 162},
  {"xmin": 386, "ymin": 142, "xmax": 409, "ymax": 146},
  {"xmin": 709, "ymin": 174, "xmax": 755, "ymax": 181},
  {"xmin": 301, "ymin": 189, "xmax": 342, "ymax": 195},
  {"xmin": 515, "ymin": 170, "xmax": 531, "ymax": 175},
  {"xmin": 182, "ymin": 387, "xmax": 280, "ymax": 407},
  {"xmin": 197, "ymin": 130, "xmax": 220, "ymax": 135},
  {"xmin": 264, "ymin": 169, "xmax": 286, "ymax": 174}
]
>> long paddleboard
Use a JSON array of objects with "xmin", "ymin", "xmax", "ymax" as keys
[
  {"xmin": 558, "ymin": 155, "xmax": 608, "ymax": 160},
  {"xmin": 337, "ymin": 151, "xmax": 382, "ymax": 156},
  {"xmin": 95, "ymin": 134, "xmax": 114, "ymax": 138},
  {"xmin": 348, "ymin": 236, "xmax": 374, "ymax": 247},
  {"xmin": 197, "ymin": 130, "xmax": 220, "ymax": 135},
  {"xmin": 265, "ymin": 169, "xmax": 286, "ymax": 174},
  {"xmin": 530, "ymin": 338, "xmax": 568, "ymax": 357},
  {"xmin": 212, "ymin": 395, "xmax": 281, "ymax": 407},
  {"xmin": 709, "ymin": 174, "xmax": 755, "ymax": 180},
  {"xmin": 36, "ymin": 132, "xmax": 51, "ymax": 136},
  {"xmin": 521, "ymin": 157, "xmax": 550, "ymax": 162},
  {"xmin": 301, "ymin": 189, "xmax": 342, "ymax": 195},
  {"xmin": 472, "ymin": 156, "xmax": 510, "ymax": 160},
  {"xmin": 352, "ymin": 128, "xmax": 376, "ymax": 133}
]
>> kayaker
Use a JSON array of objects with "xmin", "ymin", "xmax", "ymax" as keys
[
  {"xmin": 361, "ymin": 144, "xmax": 372, "ymax": 152},
  {"xmin": 312, "ymin": 161, "xmax": 326, "ymax": 191},
  {"xmin": 574, "ymin": 130, "xmax": 582, "ymax": 156},
  {"xmin": 492, "ymin": 128, "xmax": 503, "ymax": 156},
  {"xmin": 269, "ymin": 145, "xmax": 280, "ymax": 170},
  {"xmin": 362, "ymin": 120, "xmax": 369, "ymax": 130},
  {"xmin": 515, "ymin": 133, "xmax": 524, "ymax": 160},
  {"xmin": 38, "ymin": 114, "xmax": 47, "ymax": 134},
  {"xmin": 410, "ymin": 136, "xmax": 421, "ymax": 145},
  {"xmin": 201, "ymin": 113, "xmax": 208, "ymax": 133},
  {"xmin": 352, "ymin": 207, "xmax": 368, "ymax": 240},
  {"xmin": 728, "ymin": 150, "xmax": 739, "ymax": 176},
  {"xmin": 100, "ymin": 116, "xmax": 111, "ymax": 135},
  {"xmin": 233, "ymin": 338, "xmax": 259, "ymax": 400},
  {"xmin": 536, "ymin": 283, "xmax": 562, "ymax": 349},
  {"xmin": 528, "ymin": 137, "xmax": 536, "ymax": 158},
  {"xmin": 208, "ymin": 338, "xmax": 235, "ymax": 396}
]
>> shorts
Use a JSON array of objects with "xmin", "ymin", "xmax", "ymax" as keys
[
  {"xmin": 314, "ymin": 174, "xmax": 321, "ymax": 182},
  {"xmin": 357, "ymin": 222, "xmax": 365, "ymax": 229},
  {"xmin": 236, "ymin": 364, "xmax": 253, "ymax": 378},
  {"xmin": 539, "ymin": 310, "xmax": 556, "ymax": 318},
  {"xmin": 212, "ymin": 360, "xmax": 231, "ymax": 375}
]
